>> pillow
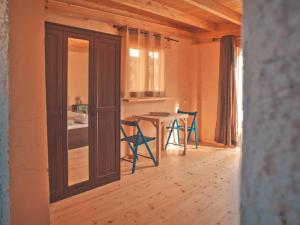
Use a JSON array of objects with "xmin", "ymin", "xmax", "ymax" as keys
[
  {"xmin": 68, "ymin": 111, "xmax": 88, "ymax": 124},
  {"xmin": 74, "ymin": 114, "xmax": 88, "ymax": 124},
  {"xmin": 67, "ymin": 119, "xmax": 75, "ymax": 125}
]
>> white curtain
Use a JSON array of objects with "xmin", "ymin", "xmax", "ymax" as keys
[
  {"xmin": 235, "ymin": 47, "xmax": 243, "ymax": 146},
  {"xmin": 120, "ymin": 27, "xmax": 165, "ymax": 98}
]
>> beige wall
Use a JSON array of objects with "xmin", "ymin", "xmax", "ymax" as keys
[
  {"xmin": 122, "ymin": 39, "xmax": 199, "ymax": 155},
  {"xmin": 46, "ymin": 12, "xmax": 222, "ymax": 147},
  {"xmin": 6, "ymin": 4, "xmax": 221, "ymax": 223},
  {"xmin": 68, "ymin": 49, "xmax": 89, "ymax": 106},
  {"xmin": 198, "ymin": 42, "xmax": 220, "ymax": 144},
  {"xmin": 9, "ymin": 0, "xmax": 50, "ymax": 225},
  {"xmin": 45, "ymin": 13, "xmax": 200, "ymax": 154}
]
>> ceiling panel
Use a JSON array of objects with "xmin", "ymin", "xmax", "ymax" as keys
[
  {"xmin": 55, "ymin": 0, "xmax": 242, "ymax": 34},
  {"xmin": 214, "ymin": 0, "xmax": 242, "ymax": 14},
  {"xmin": 153, "ymin": 0, "xmax": 242, "ymax": 24}
]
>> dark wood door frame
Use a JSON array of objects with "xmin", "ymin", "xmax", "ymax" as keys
[{"xmin": 45, "ymin": 22, "xmax": 121, "ymax": 202}]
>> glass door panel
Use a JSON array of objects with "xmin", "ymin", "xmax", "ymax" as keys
[{"xmin": 67, "ymin": 37, "xmax": 90, "ymax": 186}]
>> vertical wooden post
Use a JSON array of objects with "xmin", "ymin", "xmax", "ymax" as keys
[{"xmin": 161, "ymin": 124, "xmax": 165, "ymax": 151}]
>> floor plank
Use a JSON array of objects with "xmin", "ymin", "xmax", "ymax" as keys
[
  {"xmin": 68, "ymin": 147, "xmax": 89, "ymax": 186},
  {"xmin": 50, "ymin": 146, "xmax": 241, "ymax": 225}
]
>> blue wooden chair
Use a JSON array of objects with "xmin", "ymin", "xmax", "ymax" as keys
[
  {"xmin": 120, "ymin": 120, "xmax": 157, "ymax": 174},
  {"xmin": 165, "ymin": 110, "xmax": 199, "ymax": 149}
]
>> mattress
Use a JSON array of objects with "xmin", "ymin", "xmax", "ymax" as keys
[{"xmin": 68, "ymin": 123, "xmax": 88, "ymax": 130}]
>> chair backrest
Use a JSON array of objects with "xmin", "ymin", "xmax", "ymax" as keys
[
  {"xmin": 177, "ymin": 110, "xmax": 197, "ymax": 116},
  {"xmin": 121, "ymin": 120, "xmax": 138, "ymax": 127},
  {"xmin": 177, "ymin": 110, "xmax": 197, "ymax": 128},
  {"xmin": 120, "ymin": 120, "xmax": 142, "ymax": 137}
]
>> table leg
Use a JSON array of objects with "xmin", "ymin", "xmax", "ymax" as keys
[
  {"xmin": 156, "ymin": 121, "xmax": 162, "ymax": 165},
  {"xmin": 130, "ymin": 120, "xmax": 137, "ymax": 159},
  {"xmin": 161, "ymin": 124, "xmax": 165, "ymax": 151},
  {"xmin": 183, "ymin": 118, "xmax": 187, "ymax": 156}
]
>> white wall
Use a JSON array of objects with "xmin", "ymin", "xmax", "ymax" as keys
[{"xmin": 242, "ymin": 0, "xmax": 300, "ymax": 224}]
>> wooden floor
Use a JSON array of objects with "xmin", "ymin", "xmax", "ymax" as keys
[
  {"xmin": 68, "ymin": 147, "xmax": 89, "ymax": 186},
  {"xmin": 50, "ymin": 145, "xmax": 241, "ymax": 225}
]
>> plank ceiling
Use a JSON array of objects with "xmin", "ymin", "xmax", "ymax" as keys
[
  {"xmin": 46, "ymin": 0, "xmax": 242, "ymax": 38},
  {"xmin": 153, "ymin": 0, "xmax": 242, "ymax": 24}
]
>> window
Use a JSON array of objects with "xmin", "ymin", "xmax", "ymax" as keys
[
  {"xmin": 121, "ymin": 28, "xmax": 165, "ymax": 98},
  {"xmin": 130, "ymin": 48, "xmax": 140, "ymax": 57},
  {"xmin": 147, "ymin": 50, "xmax": 163, "ymax": 96}
]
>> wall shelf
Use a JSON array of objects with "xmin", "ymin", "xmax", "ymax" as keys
[{"xmin": 121, "ymin": 97, "xmax": 170, "ymax": 103}]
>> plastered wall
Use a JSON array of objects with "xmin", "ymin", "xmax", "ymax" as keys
[
  {"xmin": 45, "ymin": 12, "xmax": 223, "ymax": 148},
  {"xmin": 68, "ymin": 50, "xmax": 89, "ymax": 105},
  {"xmin": 197, "ymin": 42, "xmax": 220, "ymax": 144},
  {"xmin": 45, "ymin": 13, "xmax": 200, "ymax": 155},
  {"xmin": 122, "ymin": 38, "xmax": 199, "ymax": 155},
  {"xmin": 241, "ymin": 0, "xmax": 300, "ymax": 224},
  {"xmin": 9, "ymin": 1, "xmax": 50, "ymax": 224},
  {"xmin": 4, "ymin": 3, "xmax": 224, "ymax": 224},
  {"xmin": 0, "ymin": 1, "xmax": 9, "ymax": 224}
]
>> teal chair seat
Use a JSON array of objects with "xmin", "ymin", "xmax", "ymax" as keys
[
  {"xmin": 121, "ymin": 135, "xmax": 156, "ymax": 145},
  {"xmin": 178, "ymin": 126, "xmax": 194, "ymax": 131}
]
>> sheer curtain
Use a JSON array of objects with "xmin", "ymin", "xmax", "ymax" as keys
[
  {"xmin": 235, "ymin": 47, "xmax": 243, "ymax": 147},
  {"xmin": 146, "ymin": 35, "xmax": 165, "ymax": 97},
  {"xmin": 120, "ymin": 27, "xmax": 165, "ymax": 98}
]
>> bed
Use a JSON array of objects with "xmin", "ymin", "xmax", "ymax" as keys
[{"xmin": 67, "ymin": 111, "xmax": 89, "ymax": 149}]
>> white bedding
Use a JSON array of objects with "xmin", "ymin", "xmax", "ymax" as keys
[
  {"xmin": 68, "ymin": 123, "xmax": 88, "ymax": 130},
  {"xmin": 68, "ymin": 111, "xmax": 88, "ymax": 124}
]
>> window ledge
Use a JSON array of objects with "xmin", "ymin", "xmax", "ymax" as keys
[{"xmin": 121, "ymin": 97, "xmax": 170, "ymax": 103}]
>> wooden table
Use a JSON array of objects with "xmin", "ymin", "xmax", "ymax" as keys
[{"xmin": 133, "ymin": 113, "xmax": 189, "ymax": 165}]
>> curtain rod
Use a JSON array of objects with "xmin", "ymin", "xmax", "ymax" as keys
[
  {"xmin": 165, "ymin": 37, "xmax": 179, "ymax": 43},
  {"xmin": 113, "ymin": 25, "xmax": 179, "ymax": 43},
  {"xmin": 212, "ymin": 36, "xmax": 241, "ymax": 42}
]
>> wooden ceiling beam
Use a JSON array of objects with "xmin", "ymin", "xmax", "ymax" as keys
[
  {"xmin": 184, "ymin": 0, "xmax": 242, "ymax": 25},
  {"xmin": 94, "ymin": 0, "xmax": 216, "ymax": 31},
  {"xmin": 194, "ymin": 27, "xmax": 241, "ymax": 44},
  {"xmin": 46, "ymin": 0, "xmax": 195, "ymax": 39},
  {"xmin": 48, "ymin": 0, "xmax": 183, "ymax": 30}
]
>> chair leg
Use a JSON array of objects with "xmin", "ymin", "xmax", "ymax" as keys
[
  {"xmin": 195, "ymin": 129, "xmax": 199, "ymax": 149},
  {"xmin": 165, "ymin": 120, "xmax": 175, "ymax": 150},
  {"xmin": 187, "ymin": 129, "xmax": 192, "ymax": 144},
  {"xmin": 132, "ymin": 145, "xmax": 138, "ymax": 174},
  {"xmin": 176, "ymin": 120, "xmax": 180, "ymax": 145},
  {"xmin": 144, "ymin": 141, "xmax": 157, "ymax": 166},
  {"xmin": 172, "ymin": 130, "xmax": 176, "ymax": 144},
  {"xmin": 135, "ymin": 144, "xmax": 139, "ymax": 160}
]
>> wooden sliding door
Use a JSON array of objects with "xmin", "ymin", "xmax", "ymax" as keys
[
  {"xmin": 92, "ymin": 37, "xmax": 120, "ymax": 183},
  {"xmin": 45, "ymin": 22, "xmax": 120, "ymax": 202}
]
